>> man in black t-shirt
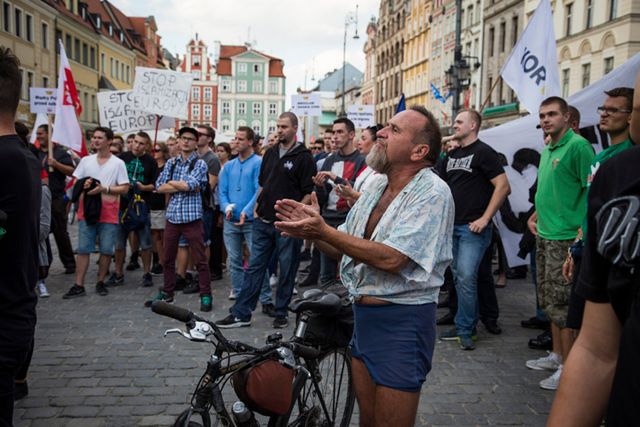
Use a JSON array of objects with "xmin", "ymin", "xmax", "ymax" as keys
[
  {"xmin": 35, "ymin": 124, "xmax": 77, "ymax": 273},
  {"xmin": 108, "ymin": 131, "xmax": 157, "ymax": 288},
  {"xmin": 0, "ymin": 47, "xmax": 41, "ymax": 425},
  {"xmin": 436, "ymin": 109, "xmax": 511, "ymax": 350},
  {"xmin": 547, "ymin": 74, "xmax": 640, "ymax": 427}
]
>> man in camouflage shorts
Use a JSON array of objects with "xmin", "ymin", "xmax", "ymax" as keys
[{"xmin": 525, "ymin": 96, "xmax": 594, "ymax": 390}]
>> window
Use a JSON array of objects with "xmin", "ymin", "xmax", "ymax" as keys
[
  {"xmin": 110, "ymin": 58, "xmax": 114, "ymax": 78},
  {"xmin": 192, "ymin": 55, "xmax": 200, "ymax": 67},
  {"xmin": 499, "ymin": 21, "xmax": 505, "ymax": 53},
  {"xmin": 585, "ymin": 0, "xmax": 593, "ymax": 29},
  {"xmin": 562, "ymin": 68, "xmax": 570, "ymax": 97},
  {"xmin": 91, "ymin": 94, "xmax": 96, "ymax": 122},
  {"xmin": 115, "ymin": 59, "xmax": 119, "ymax": 79},
  {"xmin": 192, "ymin": 87, "xmax": 200, "ymax": 101},
  {"xmin": 269, "ymin": 102, "xmax": 277, "ymax": 115},
  {"xmin": 487, "ymin": 76, "xmax": 493, "ymax": 107},
  {"xmin": 238, "ymin": 62, "xmax": 247, "ymax": 74},
  {"xmin": 125, "ymin": 65, "xmax": 130, "ymax": 83},
  {"xmin": 609, "ymin": 0, "xmax": 617, "ymax": 20},
  {"xmin": 42, "ymin": 76, "xmax": 48, "ymax": 87},
  {"xmin": 65, "ymin": 34, "xmax": 71, "ymax": 54},
  {"xmin": 581, "ymin": 63, "xmax": 590, "ymax": 88},
  {"xmin": 82, "ymin": 42, "xmax": 88, "ymax": 66},
  {"xmin": 604, "ymin": 57, "xmax": 614, "ymax": 74},
  {"xmin": 252, "ymin": 120, "xmax": 261, "ymax": 135},
  {"xmin": 14, "ymin": 7, "xmax": 21, "ymax": 37},
  {"xmin": 83, "ymin": 93, "xmax": 87, "ymax": 120},
  {"xmin": 488, "ymin": 27, "xmax": 495, "ymax": 57},
  {"xmin": 192, "ymin": 70, "xmax": 200, "ymax": 81},
  {"xmin": 74, "ymin": 38, "xmax": 80, "ymax": 62},
  {"xmin": 511, "ymin": 16, "xmax": 518, "ymax": 47},
  {"xmin": 90, "ymin": 47, "xmax": 95, "ymax": 69},
  {"xmin": 253, "ymin": 64, "xmax": 260, "ymax": 74},
  {"xmin": 237, "ymin": 80, "xmax": 247, "ymax": 92},
  {"xmin": 221, "ymin": 79, "xmax": 230, "ymax": 92},
  {"xmin": 252, "ymin": 80, "xmax": 262, "ymax": 93},
  {"xmin": 25, "ymin": 13, "xmax": 32, "ymax": 42},
  {"xmin": 269, "ymin": 80, "xmax": 277, "ymax": 94},
  {"xmin": 203, "ymin": 104, "xmax": 212, "ymax": 119},
  {"xmin": 222, "ymin": 101, "xmax": 230, "ymax": 114},
  {"xmin": 192, "ymin": 104, "xmax": 200, "ymax": 119},
  {"xmin": 3, "ymin": 2, "xmax": 10, "ymax": 32},
  {"xmin": 55, "ymin": 29, "xmax": 61, "ymax": 52},
  {"xmin": 237, "ymin": 119, "xmax": 246, "ymax": 127},
  {"xmin": 222, "ymin": 120, "xmax": 230, "ymax": 133},
  {"xmin": 253, "ymin": 102, "xmax": 261, "ymax": 115},
  {"xmin": 121, "ymin": 63, "xmax": 124, "ymax": 81},
  {"xmin": 268, "ymin": 121, "xmax": 276, "ymax": 133},
  {"xmin": 26, "ymin": 71, "xmax": 33, "ymax": 100},
  {"xmin": 565, "ymin": 3, "xmax": 573, "ymax": 37},
  {"xmin": 238, "ymin": 102, "xmax": 246, "ymax": 115},
  {"xmin": 101, "ymin": 53, "xmax": 105, "ymax": 74},
  {"xmin": 204, "ymin": 87, "xmax": 211, "ymax": 101}
]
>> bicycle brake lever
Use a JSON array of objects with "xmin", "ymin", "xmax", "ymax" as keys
[{"xmin": 164, "ymin": 328, "xmax": 190, "ymax": 338}]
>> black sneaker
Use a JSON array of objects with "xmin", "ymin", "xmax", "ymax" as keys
[
  {"xmin": 62, "ymin": 284, "xmax": 86, "ymax": 299},
  {"xmin": 96, "ymin": 281, "xmax": 109, "ymax": 296},
  {"xmin": 215, "ymin": 314, "xmax": 251, "ymax": 329},
  {"xmin": 105, "ymin": 273, "xmax": 124, "ymax": 287},
  {"xmin": 126, "ymin": 259, "xmax": 140, "ymax": 271},
  {"xmin": 175, "ymin": 275, "xmax": 188, "ymax": 291},
  {"xmin": 144, "ymin": 290, "xmax": 174, "ymax": 307},
  {"xmin": 200, "ymin": 294, "xmax": 212, "ymax": 312},
  {"xmin": 262, "ymin": 303, "xmax": 276, "ymax": 317},
  {"xmin": 521, "ymin": 316, "xmax": 550, "ymax": 330},
  {"xmin": 183, "ymin": 282, "xmax": 199, "ymax": 294},
  {"xmin": 151, "ymin": 263, "xmax": 163, "ymax": 275},
  {"xmin": 142, "ymin": 273, "xmax": 154, "ymax": 287},
  {"xmin": 273, "ymin": 317, "xmax": 288, "ymax": 329}
]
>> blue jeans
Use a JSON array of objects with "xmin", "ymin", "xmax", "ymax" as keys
[
  {"xmin": 77, "ymin": 221, "xmax": 118, "ymax": 256},
  {"xmin": 232, "ymin": 219, "xmax": 302, "ymax": 320},
  {"xmin": 319, "ymin": 251, "xmax": 339, "ymax": 286},
  {"xmin": 223, "ymin": 219, "xmax": 271, "ymax": 304},
  {"xmin": 451, "ymin": 224, "xmax": 493, "ymax": 337}
]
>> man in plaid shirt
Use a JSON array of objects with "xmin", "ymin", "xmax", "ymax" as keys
[{"xmin": 145, "ymin": 126, "xmax": 213, "ymax": 311}]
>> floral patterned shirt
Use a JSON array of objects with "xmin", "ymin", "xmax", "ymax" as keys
[{"xmin": 338, "ymin": 167, "xmax": 454, "ymax": 304}]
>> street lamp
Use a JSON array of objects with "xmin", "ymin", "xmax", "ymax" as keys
[{"xmin": 340, "ymin": 5, "xmax": 359, "ymax": 117}]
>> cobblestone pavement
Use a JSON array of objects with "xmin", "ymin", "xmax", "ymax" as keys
[{"xmin": 14, "ymin": 226, "xmax": 555, "ymax": 426}]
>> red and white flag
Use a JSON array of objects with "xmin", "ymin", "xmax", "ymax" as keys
[{"xmin": 52, "ymin": 39, "xmax": 87, "ymax": 155}]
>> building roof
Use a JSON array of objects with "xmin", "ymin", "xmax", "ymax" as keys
[
  {"xmin": 313, "ymin": 63, "xmax": 363, "ymax": 92},
  {"xmin": 83, "ymin": 0, "xmax": 131, "ymax": 49},
  {"xmin": 100, "ymin": 2, "xmax": 147, "ymax": 56},
  {"xmin": 217, "ymin": 45, "xmax": 285, "ymax": 78},
  {"xmin": 44, "ymin": 0, "xmax": 96, "ymax": 33}
]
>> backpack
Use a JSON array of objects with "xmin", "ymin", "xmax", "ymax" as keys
[
  {"xmin": 120, "ymin": 190, "xmax": 149, "ymax": 233},
  {"xmin": 169, "ymin": 157, "xmax": 213, "ymax": 211}
]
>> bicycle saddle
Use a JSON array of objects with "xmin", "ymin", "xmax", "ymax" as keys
[{"xmin": 289, "ymin": 290, "xmax": 342, "ymax": 315}]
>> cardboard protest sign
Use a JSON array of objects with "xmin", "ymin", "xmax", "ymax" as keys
[
  {"xmin": 291, "ymin": 93, "xmax": 321, "ymax": 117},
  {"xmin": 97, "ymin": 90, "xmax": 175, "ymax": 134},
  {"xmin": 133, "ymin": 67, "xmax": 193, "ymax": 119},
  {"xmin": 29, "ymin": 88, "xmax": 57, "ymax": 114},
  {"xmin": 347, "ymin": 104, "xmax": 375, "ymax": 128}
]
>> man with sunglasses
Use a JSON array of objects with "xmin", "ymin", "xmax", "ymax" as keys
[{"xmin": 148, "ymin": 127, "xmax": 212, "ymax": 312}]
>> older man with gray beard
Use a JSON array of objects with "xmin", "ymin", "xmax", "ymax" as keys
[{"xmin": 274, "ymin": 106, "xmax": 454, "ymax": 427}]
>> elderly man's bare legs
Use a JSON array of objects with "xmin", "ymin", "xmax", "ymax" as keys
[{"xmin": 352, "ymin": 358, "xmax": 421, "ymax": 427}]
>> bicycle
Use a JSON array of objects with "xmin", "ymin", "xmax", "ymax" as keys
[{"xmin": 151, "ymin": 289, "xmax": 356, "ymax": 427}]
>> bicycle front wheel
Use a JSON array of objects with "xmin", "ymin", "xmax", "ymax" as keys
[{"xmin": 288, "ymin": 347, "xmax": 355, "ymax": 427}]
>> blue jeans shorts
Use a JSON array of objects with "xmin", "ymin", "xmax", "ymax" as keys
[
  {"xmin": 77, "ymin": 221, "xmax": 119, "ymax": 256},
  {"xmin": 179, "ymin": 209, "xmax": 213, "ymax": 247},
  {"xmin": 350, "ymin": 302, "xmax": 436, "ymax": 392},
  {"xmin": 114, "ymin": 221, "xmax": 152, "ymax": 251}
]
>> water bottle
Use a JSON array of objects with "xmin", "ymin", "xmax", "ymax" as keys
[{"xmin": 232, "ymin": 401, "xmax": 258, "ymax": 427}]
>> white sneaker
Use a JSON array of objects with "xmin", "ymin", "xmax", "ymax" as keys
[
  {"xmin": 228, "ymin": 290, "xmax": 236, "ymax": 300},
  {"xmin": 526, "ymin": 352, "xmax": 561, "ymax": 371},
  {"xmin": 540, "ymin": 365, "xmax": 563, "ymax": 390},
  {"xmin": 38, "ymin": 281, "xmax": 50, "ymax": 298},
  {"xmin": 269, "ymin": 274, "xmax": 278, "ymax": 286}
]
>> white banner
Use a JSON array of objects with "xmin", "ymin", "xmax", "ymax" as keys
[
  {"xmin": 347, "ymin": 104, "xmax": 375, "ymax": 129},
  {"xmin": 500, "ymin": 0, "xmax": 560, "ymax": 114},
  {"xmin": 133, "ymin": 67, "xmax": 193, "ymax": 119},
  {"xmin": 291, "ymin": 93, "xmax": 322, "ymax": 117},
  {"xmin": 97, "ymin": 90, "xmax": 175, "ymax": 134},
  {"xmin": 482, "ymin": 53, "xmax": 640, "ymax": 267},
  {"xmin": 29, "ymin": 88, "xmax": 57, "ymax": 114}
]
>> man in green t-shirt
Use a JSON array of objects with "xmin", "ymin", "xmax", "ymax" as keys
[
  {"xmin": 525, "ymin": 96, "xmax": 594, "ymax": 391},
  {"xmin": 563, "ymin": 87, "xmax": 635, "ymax": 329}
]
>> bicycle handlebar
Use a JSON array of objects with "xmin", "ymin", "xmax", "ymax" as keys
[{"xmin": 152, "ymin": 301, "xmax": 199, "ymax": 323}]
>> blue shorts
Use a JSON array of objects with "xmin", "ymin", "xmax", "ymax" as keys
[
  {"xmin": 77, "ymin": 221, "xmax": 119, "ymax": 256},
  {"xmin": 179, "ymin": 209, "xmax": 213, "ymax": 247},
  {"xmin": 350, "ymin": 302, "xmax": 436, "ymax": 392}
]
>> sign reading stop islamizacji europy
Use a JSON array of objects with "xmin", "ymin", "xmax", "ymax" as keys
[{"xmin": 133, "ymin": 67, "xmax": 193, "ymax": 120}]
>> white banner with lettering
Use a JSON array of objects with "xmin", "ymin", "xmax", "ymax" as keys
[
  {"xmin": 133, "ymin": 67, "xmax": 193, "ymax": 119},
  {"xmin": 291, "ymin": 93, "xmax": 322, "ymax": 117},
  {"xmin": 347, "ymin": 104, "xmax": 375, "ymax": 129},
  {"xmin": 481, "ymin": 53, "xmax": 640, "ymax": 267},
  {"xmin": 97, "ymin": 90, "xmax": 175, "ymax": 134},
  {"xmin": 29, "ymin": 88, "xmax": 57, "ymax": 114}
]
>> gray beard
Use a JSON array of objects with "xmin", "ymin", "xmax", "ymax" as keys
[{"xmin": 366, "ymin": 144, "xmax": 390, "ymax": 174}]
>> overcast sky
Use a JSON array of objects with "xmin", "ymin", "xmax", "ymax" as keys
[{"xmin": 112, "ymin": 0, "xmax": 379, "ymax": 102}]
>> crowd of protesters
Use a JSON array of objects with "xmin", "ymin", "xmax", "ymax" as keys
[{"xmin": 2, "ymin": 42, "xmax": 640, "ymax": 426}]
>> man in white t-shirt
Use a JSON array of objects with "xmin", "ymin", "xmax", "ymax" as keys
[{"xmin": 63, "ymin": 127, "xmax": 129, "ymax": 299}]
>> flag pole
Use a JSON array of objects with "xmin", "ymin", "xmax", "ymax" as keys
[
  {"xmin": 480, "ymin": 76, "xmax": 502, "ymax": 114},
  {"xmin": 47, "ymin": 114, "xmax": 54, "ymax": 173},
  {"xmin": 154, "ymin": 114, "xmax": 161, "ymax": 146}
]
